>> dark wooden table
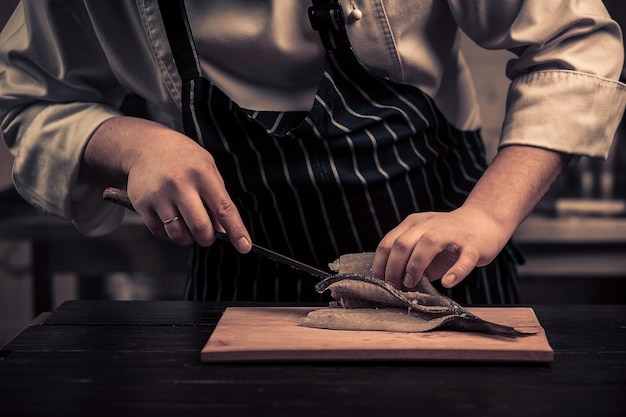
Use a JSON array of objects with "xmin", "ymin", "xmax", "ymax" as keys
[{"xmin": 0, "ymin": 301, "xmax": 624, "ymax": 417}]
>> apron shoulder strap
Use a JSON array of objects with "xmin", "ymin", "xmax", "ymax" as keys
[
  {"xmin": 157, "ymin": 0, "xmax": 210, "ymax": 146},
  {"xmin": 308, "ymin": 0, "xmax": 351, "ymax": 51},
  {"xmin": 157, "ymin": 0, "xmax": 201, "ymax": 83}
]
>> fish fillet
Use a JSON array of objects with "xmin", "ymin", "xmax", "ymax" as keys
[{"xmin": 301, "ymin": 253, "xmax": 533, "ymax": 337}]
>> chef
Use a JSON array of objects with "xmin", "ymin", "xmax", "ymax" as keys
[{"xmin": 1, "ymin": 0, "xmax": 625, "ymax": 303}]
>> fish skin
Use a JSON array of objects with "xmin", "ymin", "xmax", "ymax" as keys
[
  {"xmin": 315, "ymin": 273, "xmax": 461, "ymax": 314},
  {"xmin": 309, "ymin": 253, "xmax": 534, "ymax": 338}
]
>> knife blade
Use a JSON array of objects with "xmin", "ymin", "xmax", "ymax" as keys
[
  {"xmin": 102, "ymin": 187, "xmax": 332, "ymax": 279},
  {"xmin": 214, "ymin": 232, "xmax": 331, "ymax": 279}
]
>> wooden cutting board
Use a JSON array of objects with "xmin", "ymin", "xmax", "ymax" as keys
[{"xmin": 201, "ymin": 307, "xmax": 553, "ymax": 363}]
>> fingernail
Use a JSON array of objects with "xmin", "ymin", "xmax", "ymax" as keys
[
  {"xmin": 442, "ymin": 273, "xmax": 457, "ymax": 288},
  {"xmin": 402, "ymin": 274, "xmax": 416, "ymax": 288},
  {"xmin": 237, "ymin": 236, "xmax": 251, "ymax": 253}
]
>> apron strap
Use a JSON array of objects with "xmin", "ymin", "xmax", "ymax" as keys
[
  {"xmin": 308, "ymin": 0, "xmax": 351, "ymax": 51},
  {"xmin": 157, "ymin": 0, "xmax": 351, "ymax": 146},
  {"xmin": 157, "ymin": 0, "xmax": 211, "ymax": 147}
]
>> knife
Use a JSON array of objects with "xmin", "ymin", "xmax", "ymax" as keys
[{"xmin": 102, "ymin": 187, "xmax": 332, "ymax": 279}]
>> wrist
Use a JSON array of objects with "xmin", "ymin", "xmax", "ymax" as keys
[
  {"xmin": 458, "ymin": 145, "xmax": 571, "ymax": 240},
  {"xmin": 81, "ymin": 116, "xmax": 173, "ymax": 184},
  {"xmin": 451, "ymin": 203, "xmax": 515, "ymax": 249}
]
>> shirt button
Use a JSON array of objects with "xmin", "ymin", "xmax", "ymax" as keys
[{"xmin": 350, "ymin": 5, "xmax": 363, "ymax": 20}]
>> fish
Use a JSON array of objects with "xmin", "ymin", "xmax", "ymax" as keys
[{"xmin": 300, "ymin": 253, "xmax": 533, "ymax": 337}]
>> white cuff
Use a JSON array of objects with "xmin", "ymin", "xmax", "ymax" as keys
[
  {"xmin": 500, "ymin": 70, "xmax": 626, "ymax": 158},
  {"xmin": 12, "ymin": 102, "xmax": 123, "ymax": 234}
]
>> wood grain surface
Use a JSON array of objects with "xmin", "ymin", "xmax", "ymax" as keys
[{"xmin": 201, "ymin": 306, "xmax": 554, "ymax": 363}]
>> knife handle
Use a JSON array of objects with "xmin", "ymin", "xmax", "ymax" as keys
[{"xmin": 103, "ymin": 187, "xmax": 135, "ymax": 212}]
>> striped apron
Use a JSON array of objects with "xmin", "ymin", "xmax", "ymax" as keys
[{"xmin": 158, "ymin": 0, "xmax": 521, "ymax": 304}]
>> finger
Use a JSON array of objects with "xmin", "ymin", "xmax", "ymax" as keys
[
  {"xmin": 372, "ymin": 245, "xmax": 390, "ymax": 281},
  {"xmin": 372, "ymin": 227, "xmax": 407, "ymax": 284},
  {"xmin": 383, "ymin": 236, "xmax": 416, "ymax": 288},
  {"xmin": 139, "ymin": 201, "xmax": 185, "ymax": 242},
  {"xmin": 402, "ymin": 239, "xmax": 442, "ymax": 288},
  {"xmin": 422, "ymin": 244, "xmax": 462, "ymax": 282},
  {"xmin": 126, "ymin": 189, "xmax": 183, "ymax": 242},
  {"xmin": 175, "ymin": 193, "xmax": 217, "ymax": 247},
  {"xmin": 398, "ymin": 230, "xmax": 447, "ymax": 288},
  {"xmin": 139, "ymin": 191, "xmax": 194, "ymax": 245},
  {"xmin": 161, "ymin": 211, "xmax": 194, "ymax": 246},
  {"xmin": 441, "ymin": 248, "xmax": 481, "ymax": 288},
  {"xmin": 201, "ymin": 186, "xmax": 251, "ymax": 253}
]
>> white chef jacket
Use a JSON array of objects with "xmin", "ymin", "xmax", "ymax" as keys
[{"xmin": 0, "ymin": 0, "xmax": 625, "ymax": 235}]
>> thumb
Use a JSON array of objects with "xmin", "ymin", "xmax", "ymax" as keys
[{"xmin": 440, "ymin": 250, "xmax": 479, "ymax": 288}]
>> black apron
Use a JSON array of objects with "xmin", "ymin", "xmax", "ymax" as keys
[{"xmin": 157, "ymin": 0, "xmax": 522, "ymax": 304}]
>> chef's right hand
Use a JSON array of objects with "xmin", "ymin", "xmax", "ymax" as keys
[{"xmin": 83, "ymin": 116, "xmax": 252, "ymax": 253}]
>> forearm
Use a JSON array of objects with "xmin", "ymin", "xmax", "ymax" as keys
[{"xmin": 458, "ymin": 144, "xmax": 571, "ymax": 242}]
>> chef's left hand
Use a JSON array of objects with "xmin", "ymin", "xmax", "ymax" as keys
[
  {"xmin": 372, "ymin": 145, "xmax": 572, "ymax": 289},
  {"xmin": 371, "ymin": 207, "xmax": 509, "ymax": 289}
]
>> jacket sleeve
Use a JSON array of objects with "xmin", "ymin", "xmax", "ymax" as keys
[
  {"xmin": 449, "ymin": 0, "xmax": 626, "ymax": 158},
  {"xmin": 0, "ymin": 1, "xmax": 127, "ymax": 234}
]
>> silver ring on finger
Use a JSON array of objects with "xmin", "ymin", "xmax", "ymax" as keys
[{"xmin": 162, "ymin": 215, "xmax": 181, "ymax": 226}]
